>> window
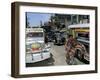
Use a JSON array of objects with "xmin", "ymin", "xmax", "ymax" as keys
[
  {"xmin": 77, "ymin": 32, "xmax": 89, "ymax": 40},
  {"xmin": 27, "ymin": 32, "xmax": 43, "ymax": 37}
]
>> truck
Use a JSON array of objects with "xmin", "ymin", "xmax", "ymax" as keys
[{"xmin": 26, "ymin": 28, "xmax": 51, "ymax": 63}]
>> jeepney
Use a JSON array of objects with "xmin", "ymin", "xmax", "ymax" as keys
[
  {"xmin": 68, "ymin": 23, "xmax": 89, "ymax": 62},
  {"xmin": 26, "ymin": 28, "xmax": 51, "ymax": 63},
  {"xmin": 53, "ymin": 30, "xmax": 66, "ymax": 45}
]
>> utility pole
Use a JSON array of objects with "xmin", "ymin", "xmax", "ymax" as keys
[{"xmin": 26, "ymin": 12, "xmax": 30, "ymax": 28}]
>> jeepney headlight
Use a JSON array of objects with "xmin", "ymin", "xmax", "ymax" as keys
[
  {"xmin": 26, "ymin": 44, "xmax": 31, "ymax": 52},
  {"xmin": 26, "ymin": 44, "xmax": 31, "ymax": 48}
]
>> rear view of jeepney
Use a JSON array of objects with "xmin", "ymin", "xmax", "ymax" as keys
[{"xmin": 26, "ymin": 28, "xmax": 51, "ymax": 63}]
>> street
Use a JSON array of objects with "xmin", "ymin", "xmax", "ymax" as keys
[
  {"xmin": 50, "ymin": 43, "xmax": 85, "ymax": 65},
  {"xmin": 26, "ymin": 42, "xmax": 85, "ymax": 67},
  {"xmin": 26, "ymin": 12, "xmax": 89, "ymax": 67}
]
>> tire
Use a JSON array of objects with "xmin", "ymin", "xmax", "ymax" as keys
[
  {"xmin": 75, "ymin": 49, "xmax": 83, "ymax": 60},
  {"xmin": 66, "ymin": 54, "xmax": 76, "ymax": 65}
]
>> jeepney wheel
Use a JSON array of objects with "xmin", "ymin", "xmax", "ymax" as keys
[{"xmin": 75, "ymin": 49, "xmax": 83, "ymax": 60}]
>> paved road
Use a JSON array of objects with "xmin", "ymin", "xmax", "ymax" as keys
[
  {"xmin": 26, "ymin": 42, "xmax": 85, "ymax": 67},
  {"xmin": 50, "ymin": 43, "xmax": 67, "ymax": 65},
  {"xmin": 50, "ymin": 43, "xmax": 84, "ymax": 65}
]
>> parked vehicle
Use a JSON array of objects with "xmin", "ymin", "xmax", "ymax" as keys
[
  {"xmin": 68, "ymin": 23, "xmax": 89, "ymax": 62},
  {"xmin": 26, "ymin": 28, "xmax": 51, "ymax": 63},
  {"xmin": 53, "ymin": 31, "xmax": 66, "ymax": 45},
  {"xmin": 76, "ymin": 32, "xmax": 89, "ymax": 62},
  {"xmin": 46, "ymin": 31, "xmax": 55, "ymax": 42}
]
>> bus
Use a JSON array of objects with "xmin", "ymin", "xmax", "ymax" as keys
[{"xmin": 26, "ymin": 28, "xmax": 51, "ymax": 63}]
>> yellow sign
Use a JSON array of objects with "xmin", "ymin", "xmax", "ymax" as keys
[{"xmin": 74, "ymin": 29, "xmax": 89, "ymax": 32}]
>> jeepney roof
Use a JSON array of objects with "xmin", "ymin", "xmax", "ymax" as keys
[
  {"xmin": 26, "ymin": 28, "xmax": 43, "ymax": 33},
  {"xmin": 68, "ymin": 23, "xmax": 89, "ymax": 29}
]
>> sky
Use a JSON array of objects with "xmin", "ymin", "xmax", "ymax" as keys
[
  {"xmin": 26, "ymin": 12, "xmax": 89, "ymax": 27},
  {"xmin": 26, "ymin": 12, "xmax": 52, "ymax": 27}
]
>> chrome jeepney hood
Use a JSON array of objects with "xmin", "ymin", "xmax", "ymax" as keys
[{"xmin": 26, "ymin": 37, "xmax": 51, "ymax": 53}]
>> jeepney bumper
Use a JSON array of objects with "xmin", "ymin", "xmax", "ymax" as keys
[
  {"xmin": 26, "ymin": 51, "xmax": 51, "ymax": 63},
  {"xmin": 26, "ymin": 44, "xmax": 51, "ymax": 63}
]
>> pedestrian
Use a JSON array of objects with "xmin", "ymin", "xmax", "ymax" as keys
[
  {"xmin": 45, "ymin": 33, "xmax": 48, "ymax": 44},
  {"xmin": 65, "ymin": 34, "xmax": 77, "ymax": 65},
  {"xmin": 65, "ymin": 35, "xmax": 74, "ymax": 51}
]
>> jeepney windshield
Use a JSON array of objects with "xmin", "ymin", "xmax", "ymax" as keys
[
  {"xmin": 77, "ymin": 32, "xmax": 89, "ymax": 41},
  {"xmin": 27, "ymin": 32, "xmax": 43, "ymax": 38}
]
